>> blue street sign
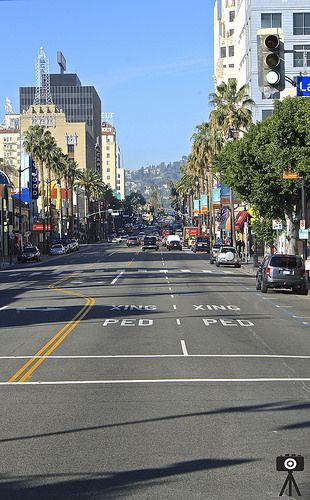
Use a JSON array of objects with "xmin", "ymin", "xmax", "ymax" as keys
[{"xmin": 296, "ymin": 76, "xmax": 310, "ymax": 96}]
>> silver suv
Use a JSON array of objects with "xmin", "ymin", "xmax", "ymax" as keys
[{"xmin": 256, "ymin": 253, "xmax": 308, "ymax": 295}]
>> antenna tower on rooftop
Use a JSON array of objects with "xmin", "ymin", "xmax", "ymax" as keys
[{"xmin": 34, "ymin": 47, "xmax": 53, "ymax": 105}]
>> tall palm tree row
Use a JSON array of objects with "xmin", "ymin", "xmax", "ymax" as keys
[
  {"xmin": 176, "ymin": 79, "xmax": 254, "ymax": 239},
  {"xmin": 22, "ymin": 125, "xmax": 116, "ymax": 248}
]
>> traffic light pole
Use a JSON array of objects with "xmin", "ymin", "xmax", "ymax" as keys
[{"xmin": 301, "ymin": 178, "xmax": 308, "ymax": 260}]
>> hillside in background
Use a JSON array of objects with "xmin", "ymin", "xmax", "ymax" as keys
[{"xmin": 125, "ymin": 157, "xmax": 187, "ymax": 208}]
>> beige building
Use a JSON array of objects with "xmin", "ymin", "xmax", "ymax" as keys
[
  {"xmin": 101, "ymin": 121, "xmax": 125, "ymax": 200},
  {"xmin": 0, "ymin": 100, "xmax": 21, "ymax": 187},
  {"xmin": 20, "ymin": 104, "xmax": 88, "ymax": 169}
]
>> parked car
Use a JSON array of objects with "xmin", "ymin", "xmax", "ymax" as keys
[
  {"xmin": 192, "ymin": 236, "xmax": 210, "ymax": 253},
  {"xmin": 142, "ymin": 236, "xmax": 159, "ymax": 251},
  {"xmin": 127, "ymin": 236, "xmax": 139, "ymax": 247},
  {"xmin": 112, "ymin": 236, "xmax": 121, "ymax": 243},
  {"xmin": 19, "ymin": 246, "xmax": 41, "ymax": 263},
  {"xmin": 210, "ymin": 243, "xmax": 222, "ymax": 264},
  {"xmin": 256, "ymin": 253, "xmax": 308, "ymax": 295},
  {"xmin": 49, "ymin": 244, "xmax": 66, "ymax": 255},
  {"xmin": 58, "ymin": 239, "xmax": 71, "ymax": 253},
  {"xmin": 166, "ymin": 235, "xmax": 182, "ymax": 251},
  {"xmin": 216, "ymin": 246, "xmax": 241, "ymax": 268}
]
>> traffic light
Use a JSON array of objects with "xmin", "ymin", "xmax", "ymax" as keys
[{"xmin": 257, "ymin": 28, "xmax": 285, "ymax": 93}]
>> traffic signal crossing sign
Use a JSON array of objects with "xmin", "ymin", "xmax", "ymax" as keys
[{"xmin": 257, "ymin": 28, "xmax": 285, "ymax": 93}]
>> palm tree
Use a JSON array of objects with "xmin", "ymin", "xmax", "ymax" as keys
[
  {"xmin": 23, "ymin": 126, "xmax": 54, "ymax": 251},
  {"xmin": 209, "ymin": 80, "xmax": 254, "ymax": 144},
  {"xmin": 77, "ymin": 169, "xmax": 105, "ymax": 242}
]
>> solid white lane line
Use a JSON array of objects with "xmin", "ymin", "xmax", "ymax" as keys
[
  {"xmin": 0, "ymin": 306, "xmax": 8, "ymax": 311},
  {"xmin": 1, "ymin": 354, "xmax": 310, "ymax": 359},
  {"xmin": 111, "ymin": 271, "xmax": 124, "ymax": 285},
  {"xmin": 181, "ymin": 340, "xmax": 188, "ymax": 356},
  {"xmin": 173, "ymin": 305, "xmax": 177, "ymax": 310},
  {"xmin": 4, "ymin": 378, "xmax": 310, "ymax": 386},
  {"xmin": 176, "ymin": 319, "xmax": 181, "ymax": 326}
]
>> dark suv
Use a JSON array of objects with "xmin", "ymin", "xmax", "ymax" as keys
[
  {"xmin": 256, "ymin": 253, "xmax": 308, "ymax": 295},
  {"xmin": 192, "ymin": 236, "xmax": 210, "ymax": 253},
  {"xmin": 142, "ymin": 236, "xmax": 159, "ymax": 251}
]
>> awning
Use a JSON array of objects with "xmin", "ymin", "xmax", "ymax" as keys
[{"xmin": 235, "ymin": 210, "xmax": 251, "ymax": 231}]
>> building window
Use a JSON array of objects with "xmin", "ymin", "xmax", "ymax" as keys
[
  {"xmin": 106, "ymin": 145, "xmax": 110, "ymax": 150},
  {"xmin": 229, "ymin": 45, "xmax": 234, "ymax": 57},
  {"xmin": 107, "ymin": 168, "xmax": 110, "ymax": 172},
  {"xmin": 261, "ymin": 13, "xmax": 282, "ymax": 28},
  {"xmin": 293, "ymin": 13, "xmax": 310, "ymax": 35},
  {"xmin": 67, "ymin": 144, "xmax": 74, "ymax": 153},
  {"xmin": 229, "ymin": 29, "xmax": 234, "ymax": 36},
  {"xmin": 229, "ymin": 10, "xmax": 235, "ymax": 22},
  {"xmin": 229, "ymin": 64, "xmax": 235, "ymax": 68},
  {"xmin": 220, "ymin": 47, "xmax": 227, "ymax": 58},
  {"xmin": 106, "ymin": 161, "xmax": 110, "ymax": 166},
  {"xmin": 262, "ymin": 109, "xmax": 273, "ymax": 120},
  {"xmin": 107, "ymin": 153, "xmax": 110, "ymax": 158},
  {"xmin": 107, "ymin": 176, "xmax": 110, "ymax": 180},
  {"xmin": 293, "ymin": 45, "xmax": 310, "ymax": 66}
]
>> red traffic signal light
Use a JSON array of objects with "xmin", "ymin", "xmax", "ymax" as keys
[{"xmin": 265, "ymin": 34, "xmax": 279, "ymax": 50}]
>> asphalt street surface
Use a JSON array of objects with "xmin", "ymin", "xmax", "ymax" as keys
[{"xmin": 0, "ymin": 243, "xmax": 309, "ymax": 499}]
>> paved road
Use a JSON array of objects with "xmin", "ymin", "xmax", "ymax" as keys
[{"xmin": 0, "ymin": 243, "xmax": 309, "ymax": 499}]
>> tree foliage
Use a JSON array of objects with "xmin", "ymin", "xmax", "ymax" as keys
[{"xmin": 215, "ymin": 97, "xmax": 310, "ymax": 221}]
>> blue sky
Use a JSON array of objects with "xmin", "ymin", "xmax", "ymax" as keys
[{"xmin": 0, "ymin": 0, "xmax": 214, "ymax": 169}]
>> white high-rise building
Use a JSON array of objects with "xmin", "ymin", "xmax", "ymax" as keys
[{"xmin": 214, "ymin": 0, "xmax": 310, "ymax": 121}]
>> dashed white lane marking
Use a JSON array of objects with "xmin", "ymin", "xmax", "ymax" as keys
[
  {"xmin": 275, "ymin": 305, "xmax": 293, "ymax": 308},
  {"xmin": 111, "ymin": 271, "xmax": 124, "ymax": 285},
  {"xmin": 293, "ymin": 316, "xmax": 310, "ymax": 319},
  {"xmin": 222, "ymin": 270, "xmax": 233, "ymax": 274},
  {"xmin": 173, "ymin": 305, "xmax": 177, "ymax": 310},
  {"xmin": 8, "ymin": 273, "xmax": 19, "ymax": 277},
  {"xmin": 176, "ymin": 319, "xmax": 181, "ymax": 326},
  {"xmin": 169, "ymin": 287, "xmax": 172, "ymax": 291},
  {"xmin": 3, "ymin": 378, "xmax": 310, "ymax": 386},
  {"xmin": 166, "ymin": 277, "xmax": 169, "ymax": 280},
  {"xmin": 107, "ymin": 253, "xmax": 115, "ymax": 257},
  {"xmin": 0, "ymin": 306, "xmax": 8, "ymax": 311},
  {"xmin": 138, "ymin": 269, "xmax": 147, "ymax": 273},
  {"xmin": 181, "ymin": 269, "xmax": 191, "ymax": 273},
  {"xmin": 181, "ymin": 340, "xmax": 188, "ymax": 356},
  {"xmin": 202, "ymin": 270, "xmax": 212, "ymax": 273},
  {"xmin": 29, "ymin": 272, "xmax": 42, "ymax": 276},
  {"xmin": 159, "ymin": 269, "xmax": 168, "ymax": 273},
  {"xmin": 171, "ymin": 294, "xmax": 174, "ymax": 299}
]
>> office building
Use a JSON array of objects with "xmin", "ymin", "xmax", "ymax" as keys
[{"xmin": 214, "ymin": 0, "xmax": 310, "ymax": 121}]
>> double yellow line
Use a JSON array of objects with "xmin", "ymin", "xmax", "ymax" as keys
[{"xmin": 8, "ymin": 275, "xmax": 95, "ymax": 383}]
